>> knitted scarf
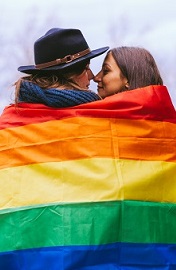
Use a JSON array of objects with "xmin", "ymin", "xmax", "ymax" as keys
[{"xmin": 18, "ymin": 81, "xmax": 101, "ymax": 108}]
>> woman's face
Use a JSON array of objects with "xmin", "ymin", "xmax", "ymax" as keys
[
  {"xmin": 94, "ymin": 52, "xmax": 128, "ymax": 98},
  {"xmin": 73, "ymin": 64, "xmax": 94, "ymax": 90}
]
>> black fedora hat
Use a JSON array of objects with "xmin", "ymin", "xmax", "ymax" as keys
[{"xmin": 18, "ymin": 28, "xmax": 109, "ymax": 74}]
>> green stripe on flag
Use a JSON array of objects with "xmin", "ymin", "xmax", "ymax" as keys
[{"xmin": 1, "ymin": 200, "xmax": 176, "ymax": 252}]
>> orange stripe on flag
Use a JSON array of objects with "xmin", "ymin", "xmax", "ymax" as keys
[{"xmin": 0, "ymin": 118, "xmax": 175, "ymax": 169}]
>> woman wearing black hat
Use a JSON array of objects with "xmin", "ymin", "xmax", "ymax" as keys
[{"xmin": 15, "ymin": 28, "xmax": 109, "ymax": 107}]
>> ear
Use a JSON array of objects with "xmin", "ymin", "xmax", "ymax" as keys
[{"xmin": 125, "ymin": 82, "xmax": 129, "ymax": 89}]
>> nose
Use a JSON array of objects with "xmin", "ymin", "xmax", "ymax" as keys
[
  {"xmin": 87, "ymin": 68, "xmax": 94, "ymax": 80},
  {"xmin": 93, "ymin": 71, "xmax": 101, "ymax": 82}
]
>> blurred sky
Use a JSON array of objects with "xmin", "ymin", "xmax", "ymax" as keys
[{"xmin": 0, "ymin": 0, "xmax": 176, "ymax": 110}]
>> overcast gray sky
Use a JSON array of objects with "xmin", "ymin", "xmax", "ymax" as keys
[{"xmin": 0, "ymin": 0, "xmax": 176, "ymax": 109}]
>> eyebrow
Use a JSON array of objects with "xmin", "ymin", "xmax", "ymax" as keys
[{"xmin": 102, "ymin": 62, "xmax": 111, "ymax": 68}]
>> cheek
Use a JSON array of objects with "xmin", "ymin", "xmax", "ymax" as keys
[
  {"xmin": 82, "ymin": 74, "xmax": 89, "ymax": 86},
  {"xmin": 103, "ymin": 75, "xmax": 117, "ymax": 91},
  {"xmin": 102, "ymin": 75, "xmax": 110, "ymax": 86},
  {"xmin": 76, "ymin": 73, "xmax": 89, "ymax": 88},
  {"xmin": 103, "ymin": 74, "xmax": 125, "ymax": 94}
]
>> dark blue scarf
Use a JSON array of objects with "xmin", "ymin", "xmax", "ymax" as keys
[{"xmin": 18, "ymin": 81, "xmax": 101, "ymax": 108}]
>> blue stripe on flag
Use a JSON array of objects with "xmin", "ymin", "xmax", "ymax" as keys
[{"xmin": 0, "ymin": 242, "xmax": 176, "ymax": 269}]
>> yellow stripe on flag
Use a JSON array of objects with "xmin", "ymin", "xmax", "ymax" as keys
[{"xmin": 0, "ymin": 158, "xmax": 175, "ymax": 210}]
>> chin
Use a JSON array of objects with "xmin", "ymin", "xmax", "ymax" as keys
[{"xmin": 98, "ymin": 91, "xmax": 106, "ymax": 99}]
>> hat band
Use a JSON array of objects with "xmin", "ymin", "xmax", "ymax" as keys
[{"xmin": 35, "ymin": 48, "xmax": 91, "ymax": 69}]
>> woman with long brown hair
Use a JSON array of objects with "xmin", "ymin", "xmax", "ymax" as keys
[{"xmin": 94, "ymin": 46, "xmax": 163, "ymax": 98}]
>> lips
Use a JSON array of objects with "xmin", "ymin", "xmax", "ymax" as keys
[{"xmin": 97, "ymin": 85, "xmax": 103, "ymax": 91}]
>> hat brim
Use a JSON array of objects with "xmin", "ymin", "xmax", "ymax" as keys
[{"xmin": 18, "ymin": 46, "xmax": 109, "ymax": 74}]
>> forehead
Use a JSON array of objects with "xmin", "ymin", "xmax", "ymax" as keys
[
  {"xmin": 103, "ymin": 52, "xmax": 117, "ymax": 66},
  {"xmin": 102, "ymin": 51, "xmax": 125, "ymax": 78}
]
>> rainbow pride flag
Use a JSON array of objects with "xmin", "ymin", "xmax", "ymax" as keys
[{"xmin": 0, "ymin": 85, "xmax": 175, "ymax": 269}]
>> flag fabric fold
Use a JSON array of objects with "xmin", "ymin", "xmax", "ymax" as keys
[{"xmin": 0, "ymin": 85, "xmax": 176, "ymax": 269}]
